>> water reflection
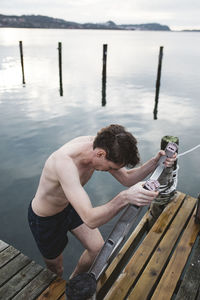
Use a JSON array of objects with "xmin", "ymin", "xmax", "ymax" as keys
[
  {"xmin": 101, "ymin": 67, "xmax": 107, "ymax": 106},
  {"xmin": 153, "ymin": 97, "xmax": 158, "ymax": 120}
]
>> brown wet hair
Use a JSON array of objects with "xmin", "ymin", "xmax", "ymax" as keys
[{"xmin": 93, "ymin": 124, "xmax": 140, "ymax": 168}]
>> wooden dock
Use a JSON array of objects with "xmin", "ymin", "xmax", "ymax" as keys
[
  {"xmin": 1, "ymin": 191, "xmax": 200, "ymax": 299},
  {"xmin": 0, "ymin": 240, "xmax": 66, "ymax": 299},
  {"xmin": 96, "ymin": 191, "xmax": 200, "ymax": 300}
]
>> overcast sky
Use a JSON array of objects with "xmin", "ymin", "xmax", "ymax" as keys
[{"xmin": 1, "ymin": 0, "xmax": 200, "ymax": 31}]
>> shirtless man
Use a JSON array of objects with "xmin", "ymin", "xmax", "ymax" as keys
[{"xmin": 28, "ymin": 124, "xmax": 176, "ymax": 278}]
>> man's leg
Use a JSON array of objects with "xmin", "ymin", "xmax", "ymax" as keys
[
  {"xmin": 43, "ymin": 253, "xmax": 64, "ymax": 277},
  {"xmin": 70, "ymin": 223, "xmax": 104, "ymax": 279}
]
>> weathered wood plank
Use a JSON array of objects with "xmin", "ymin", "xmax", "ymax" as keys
[
  {"xmin": 104, "ymin": 192, "xmax": 186, "ymax": 300},
  {"xmin": 58, "ymin": 294, "xmax": 66, "ymax": 300},
  {"xmin": 127, "ymin": 195, "xmax": 196, "ymax": 300},
  {"xmin": 175, "ymin": 236, "xmax": 200, "ymax": 300},
  {"xmin": 0, "ymin": 253, "xmax": 32, "ymax": 287},
  {"xmin": 37, "ymin": 277, "xmax": 66, "ymax": 300},
  {"xmin": 0, "ymin": 246, "xmax": 20, "ymax": 268},
  {"xmin": 0, "ymin": 240, "xmax": 9, "ymax": 252},
  {"xmin": 0, "ymin": 261, "xmax": 43, "ymax": 299},
  {"xmin": 12, "ymin": 268, "xmax": 57, "ymax": 300},
  {"xmin": 151, "ymin": 214, "xmax": 200, "ymax": 300},
  {"xmin": 97, "ymin": 211, "xmax": 148, "ymax": 292}
]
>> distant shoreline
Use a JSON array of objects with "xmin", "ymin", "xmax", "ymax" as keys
[
  {"xmin": 0, "ymin": 27, "xmax": 199, "ymax": 33},
  {"xmin": 0, "ymin": 14, "xmax": 171, "ymax": 31},
  {"xmin": 0, "ymin": 14, "xmax": 199, "ymax": 32}
]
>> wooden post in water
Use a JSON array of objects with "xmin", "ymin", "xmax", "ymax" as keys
[
  {"xmin": 153, "ymin": 46, "xmax": 164, "ymax": 120},
  {"xmin": 149, "ymin": 135, "xmax": 179, "ymax": 226},
  {"xmin": 102, "ymin": 44, "xmax": 107, "ymax": 78},
  {"xmin": 19, "ymin": 41, "xmax": 25, "ymax": 85},
  {"xmin": 58, "ymin": 42, "xmax": 63, "ymax": 96},
  {"xmin": 102, "ymin": 44, "xmax": 107, "ymax": 106}
]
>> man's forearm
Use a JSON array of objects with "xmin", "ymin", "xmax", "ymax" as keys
[
  {"xmin": 126, "ymin": 157, "xmax": 157, "ymax": 187},
  {"xmin": 84, "ymin": 191, "xmax": 128, "ymax": 229}
]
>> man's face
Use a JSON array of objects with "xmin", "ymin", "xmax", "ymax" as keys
[
  {"xmin": 95, "ymin": 153, "xmax": 123, "ymax": 172},
  {"xmin": 93, "ymin": 148, "xmax": 124, "ymax": 171},
  {"xmin": 96, "ymin": 160, "xmax": 123, "ymax": 171}
]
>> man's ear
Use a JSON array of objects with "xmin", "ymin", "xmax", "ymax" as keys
[{"xmin": 96, "ymin": 149, "xmax": 106, "ymax": 158}]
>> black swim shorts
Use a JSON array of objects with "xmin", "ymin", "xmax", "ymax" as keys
[{"xmin": 28, "ymin": 202, "xmax": 83, "ymax": 259}]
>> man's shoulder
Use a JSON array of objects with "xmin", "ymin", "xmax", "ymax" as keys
[
  {"xmin": 69, "ymin": 135, "xmax": 94, "ymax": 143},
  {"xmin": 53, "ymin": 154, "xmax": 79, "ymax": 182},
  {"xmin": 54, "ymin": 151, "xmax": 74, "ymax": 166},
  {"xmin": 44, "ymin": 152, "xmax": 74, "ymax": 172}
]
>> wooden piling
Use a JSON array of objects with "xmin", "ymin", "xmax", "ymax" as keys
[
  {"xmin": 153, "ymin": 46, "xmax": 164, "ymax": 120},
  {"xmin": 149, "ymin": 135, "xmax": 179, "ymax": 225},
  {"xmin": 58, "ymin": 42, "xmax": 63, "ymax": 96},
  {"xmin": 102, "ymin": 44, "xmax": 107, "ymax": 106},
  {"xmin": 19, "ymin": 41, "xmax": 25, "ymax": 85},
  {"xmin": 102, "ymin": 44, "xmax": 107, "ymax": 81}
]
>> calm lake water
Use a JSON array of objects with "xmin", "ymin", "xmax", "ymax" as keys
[{"xmin": 0, "ymin": 28, "xmax": 200, "ymax": 278}]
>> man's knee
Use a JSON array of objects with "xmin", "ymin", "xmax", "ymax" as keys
[
  {"xmin": 51, "ymin": 264, "xmax": 63, "ymax": 277},
  {"xmin": 49, "ymin": 264, "xmax": 63, "ymax": 277},
  {"xmin": 44, "ymin": 255, "xmax": 64, "ymax": 277}
]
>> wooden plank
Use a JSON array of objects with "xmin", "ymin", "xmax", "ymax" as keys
[
  {"xmin": 58, "ymin": 294, "xmax": 66, "ymax": 300},
  {"xmin": 0, "ymin": 253, "xmax": 32, "ymax": 287},
  {"xmin": 103, "ymin": 192, "xmax": 186, "ymax": 300},
  {"xmin": 151, "ymin": 214, "xmax": 200, "ymax": 300},
  {"xmin": 12, "ymin": 268, "xmax": 57, "ymax": 300},
  {"xmin": 0, "ymin": 245, "xmax": 20, "ymax": 268},
  {"xmin": 176, "ymin": 236, "xmax": 200, "ymax": 300},
  {"xmin": 0, "ymin": 240, "xmax": 9, "ymax": 252},
  {"xmin": 0, "ymin": 261, "xmax": 43, "ymax": 299},
  {"xmin": 97, "ymin": 211, "xmax": 148, "ymax": 292},
  {"xmin": 37, "ymin": 277, "xmax": 66, "ymax": 300},
  {"xmin": 127, "ymin": 195, "xmax": 197, "ymax": 300}
]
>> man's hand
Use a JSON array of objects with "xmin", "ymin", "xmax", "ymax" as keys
[
  {"xmin": 125, "ymin": 182, "xmax": 159, "ymax": 207},
  {"xmin": 154, "ymin": 150, "xmax": 177, "ymax": 168}
]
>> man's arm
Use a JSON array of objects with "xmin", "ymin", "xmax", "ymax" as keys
[
  {"xmin": 110, "ymin": 150, "xmax": 177, "ymax": 187},
  {"xmin": 56, "ymin": 157, "xmax": 157, "ymax": 229}
]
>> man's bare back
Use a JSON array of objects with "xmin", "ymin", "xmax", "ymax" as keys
[{"xmin": 32, "ymin": 136, "xmax": 95, "ymax": 217}]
